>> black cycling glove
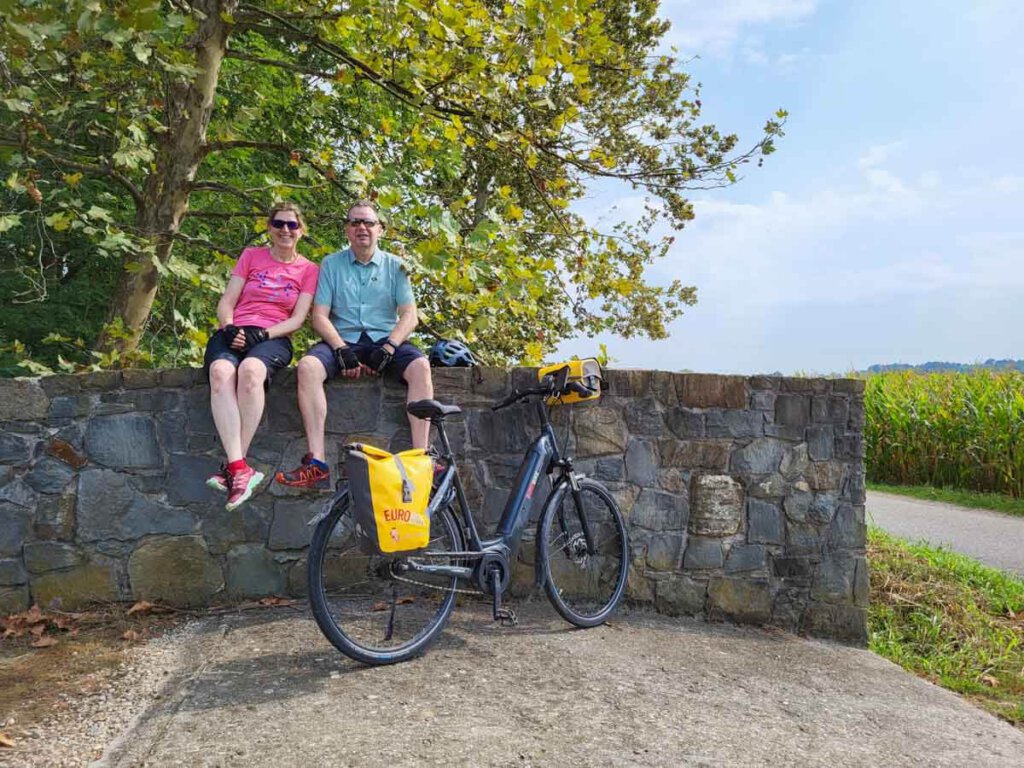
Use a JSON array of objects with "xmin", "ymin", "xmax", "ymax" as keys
[
  {"xmin": 333, "ymin": 345, "xmax": 360, "ymax": 371},
  {"xmin": 222, "ymin": 324, "xmax": 239, "ymax": 342},
  {"xmin": 240, "ymin": 326, "xmax": 269, "ymax": 350},
  {"xmin": 365, "ymin": 345, "xmax": 394, "ymax": 374}
]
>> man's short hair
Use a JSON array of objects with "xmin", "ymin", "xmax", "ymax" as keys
[{"xmin": 347, "ymin": 199, "xmax": 384, "ymax": 226}]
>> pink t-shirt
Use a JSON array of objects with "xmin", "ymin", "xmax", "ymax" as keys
[{"xmin": 231, "ymin": 247, "xmax": 319, "ymax": 328}]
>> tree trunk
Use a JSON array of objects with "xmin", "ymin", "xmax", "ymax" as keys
[{"xmin": 97, "ymin": 0, "xmax": 236, "ymax": 358}]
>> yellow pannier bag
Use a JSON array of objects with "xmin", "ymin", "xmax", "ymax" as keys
[
  {"xmin": 537, "ymin": 358, "xmax": 603, "ymax": 405},
  {"xmin": 345, "ymin": 444, "xmax": 433, "ymax": 555}
]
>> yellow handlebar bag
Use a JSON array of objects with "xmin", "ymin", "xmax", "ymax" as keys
[{"xmin": 346, "ymin": 444, "xmax": 433, "ymax": 555}]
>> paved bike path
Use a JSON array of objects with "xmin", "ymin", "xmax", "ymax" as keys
[
  {"xmin": 867, "ymin": 491, "xmax": 1024, "ymax": 577},
  {"xmin": 92, "ymin": 603, "xmax": 1024, "ymax": 768}
]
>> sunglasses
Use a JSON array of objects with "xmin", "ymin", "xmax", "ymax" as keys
[
  {"xmin": 346, "ymin": 218, "xmax": 380, "ymax": 228},
  {"xmin": 270, "ymin": 219, "xmax": 301, "ymax": 231}
]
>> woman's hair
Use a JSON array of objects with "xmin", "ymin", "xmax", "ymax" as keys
[{"xmin": 267, "ymin": 201, "xmax": 307, "ymax": 231}]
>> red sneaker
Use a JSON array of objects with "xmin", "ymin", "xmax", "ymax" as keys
[
  {"xmin": 226, "ymin": 465, "xmax": 264, "ymax": 511},
  {"xmin": 206, "ymin": 465, "xmax": 229, "ymax": 492},
  {"xmin": 275, "ymin": 453, "xmax": 331, "ymax": 490}
]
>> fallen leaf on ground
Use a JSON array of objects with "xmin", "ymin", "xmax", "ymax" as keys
[
  {"xmin": 122, "ymin": 629, "xmax": 140, "ymax": 642},
  {"xmin": 0, "ymin": 732, "xmax": 14, "ymax": 747},
  {"xmin": 30, "ymin": 636, "xmax": 58, "ymax": 648},
  {"xmin": 29, "ymin": 623, "xmax": 46, "ymax": 637},
  {"xmin": 980, "ymin": 674, "xmax": 999, "ymax": 687},
  {"xmin": 258, "ymin": 596, "xmax": 297, "ymax": 607},
  {"xmin": 127, "ymin": 601, "xmax": 155, "ymax": 616}
]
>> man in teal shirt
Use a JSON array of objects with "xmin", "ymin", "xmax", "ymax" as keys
[{"xmin": 276, "ymin": 200, "xmax": 434, "ymax": 489}]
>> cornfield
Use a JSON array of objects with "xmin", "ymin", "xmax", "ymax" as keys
[{"xmin": 865, "ymin": 370, "xmax": 1024, "ymax": 498}]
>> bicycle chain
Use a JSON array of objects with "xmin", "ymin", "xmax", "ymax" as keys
[{"xmin": 386, "ymin": 553, "xmax": 485, "ymax": 597}]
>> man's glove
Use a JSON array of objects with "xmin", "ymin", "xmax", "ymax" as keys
[
  {"xmin": 333, "ymin": 345, "xmax": 360, "ymax": 371},
  {"xmin": 365, "ymin": 344, "xmax": 394, "ymax": 374},
  {"xmin": 240, "ymin": 326, "xmax": 269, "ymax": 350}
]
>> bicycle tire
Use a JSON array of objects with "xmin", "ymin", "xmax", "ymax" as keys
[
  {"xmin": 538, "ymin": 478, "xmax": 629, "ymax": 628},
  {"xmin": 307, "ymin": 496, "xmax": 461, "ymax": 665}
]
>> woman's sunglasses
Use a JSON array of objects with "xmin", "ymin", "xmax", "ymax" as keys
[{"xmin": 270, "ymin": 219, "xmax": 301, "ymax": 231}]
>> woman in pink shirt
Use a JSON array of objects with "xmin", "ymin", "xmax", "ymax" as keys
[{"xmin": 202, "ymin": 202, "xmax": 319, "ymax": 511}]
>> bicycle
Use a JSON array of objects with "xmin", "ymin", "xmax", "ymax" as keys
[{"xmin": 305, "ymin": 365, "xmax": 630, "ymax": 665}]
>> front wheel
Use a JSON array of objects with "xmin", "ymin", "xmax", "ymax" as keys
[
  {"xmin": 307, "ymin": 496, "xmax": 462, "ymax": 665},
  {"xmin": 538, "ymin": 478, "xmax": 629, "ymax": 628}
]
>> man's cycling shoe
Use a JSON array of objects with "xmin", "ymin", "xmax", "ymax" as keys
[{"xmin": 275, "ymin": 453, "xmax": 331, "ymax": 490}]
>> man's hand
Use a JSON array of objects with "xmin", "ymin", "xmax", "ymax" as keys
[
  {"xmin": 365, "ymin": 344, "xmax": 394, "ymax": 374},
  {"xmin": 240, "ymin": 326, "xmax": 269, "ymax": 350},
  {"xmin": 333, "ymin": 345, "xmax": 362, "ymax": 378}
]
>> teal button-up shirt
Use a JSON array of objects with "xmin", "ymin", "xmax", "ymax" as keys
[{"xmin": 314, "ymin": 247, "xmax": 415, "ymax": 343}]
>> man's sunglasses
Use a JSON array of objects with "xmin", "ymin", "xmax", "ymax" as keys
[
  {"xmin": 270, "ymin": 219, "xmax": 301, "ymax": 231},
  {"xmin": 346, "ymin": 218, "xmax": 380, "ymax": 228}
]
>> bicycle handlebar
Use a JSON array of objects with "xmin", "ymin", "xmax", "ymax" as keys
[{"xmin": 491, "ymin": 379, "xmax": 596, "ymax": 411}]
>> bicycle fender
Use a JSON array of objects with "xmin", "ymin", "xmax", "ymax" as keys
[{"xmin": 307, "ymin": 486, "xmax": 349, "ymax": 526}]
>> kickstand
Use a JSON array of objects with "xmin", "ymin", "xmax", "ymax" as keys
[{"xmin": 490, "ymin": 568, "xmax": 518, "ymax": 627}]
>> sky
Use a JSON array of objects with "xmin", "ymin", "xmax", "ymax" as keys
[{"xmin": 557, "ymin": 0, "xmax": 1024, "ymax": 375}]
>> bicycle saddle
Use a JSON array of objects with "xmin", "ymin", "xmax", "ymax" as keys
[{"xmin": 406, "ymin": 399, "xmax": 462, "ymax": 419}]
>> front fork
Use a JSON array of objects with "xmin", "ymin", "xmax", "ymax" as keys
[{"xmin": 535, "ymin": 470, "xmax": 595, "ymax": 586}]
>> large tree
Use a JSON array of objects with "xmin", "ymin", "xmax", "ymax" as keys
[{"xmin": 0, "ymin": 0, "xmax": 785, "ymax": 368}]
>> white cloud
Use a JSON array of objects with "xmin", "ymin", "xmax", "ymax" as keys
[{"xmin": 659, "ymin": 0, "xmax": 818, "ymax": 57}]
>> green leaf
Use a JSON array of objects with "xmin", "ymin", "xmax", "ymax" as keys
[{"xmin": 0, "ymin": 214, "xmax": 22, "ymax": 233}]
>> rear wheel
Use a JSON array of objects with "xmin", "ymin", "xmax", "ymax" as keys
[
  {"xmin": 538, "ymin": 478, "xmax": 628, "ymax": 627},
  {"xmin": 307, "ymin": 497, "xmax": 461, "ymax": 665}
]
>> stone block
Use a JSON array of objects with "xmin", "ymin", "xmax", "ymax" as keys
[
  {"xmin": 121, "ymin": 369, "xmax": 162, "ymax": 389},
  {"xmin": 730, "ymin": 438, "xmax": 786, "ymax": 475},
  {"xmin": 764, "ymin": 424, "xmax": 805, "ymax": 441},
  {"xmin": 771, "ymin": 556, "xmax": 813, "ymax": 580},
  {"xmin": 706, "ymin": 410, "xmax": 764, "ymax": 439},
  {"xmin": 783, "ymin": 489, "xmax": 813, "ymax": 522},
  {"xmin": 77, "ymin": 469, "xmax": 195, "ymax": 541},
  {"xmin": 781, "ymin": 378, "xmax": 831, "ymax": 394},
  {"xmin": 646, "ymin": 533, "xmax": 684, "ymax": 571},
  {"xmin": 0, "ymin": 558, "xmax": 27, "ymax": 585},
  {"xmin": 129, "ymin": 536, "xmax": 223, "ymax": 606},
  {"xmin": 833, "ymin": 378, "xmax": 866, "ymax": 394},
  {"xmin": 593, "ymin": 458, "xmax": 625, "ymax": 483},
  {"xmin": 0, "ymin": 431, "xmax": 33, "ymax": 465},
  {"xmin": 689, "ymin": 474, "xmax": 744, "ymax": 536},
  {"xmin": 469, "ymin": 409, "xmax": 532, "ymax": 453},
  {"xmin": 0, "ymin": 379, "xmax": 49, "ymax": 421},
  {"xmin": 848, "ymin": 469, "xmax": 867, "ymax": 504},
  {"xmin": 471, "ymin": 367, "xmax": 510, "ymax": 398},
  {"xmin": 624, "ymin": 438, "xmax": 659, "ymax": 486},
  {"xmin": 160, "ymin": 368, "xmax": 197, "ymax": 388},
  {"xmin": 770, "ymin": 589, "xmax": 807, "ymax": 632},
  {"xmin": 809, "ymin": 493, "xmax": 838, "ymax": 525},
  {"xmin": 658, "ymin": 468, "xmax": 687, "ymax": 495},
  {"xmin": 854, "ymin": 557, "xmax": 870, "ymax": 606},
  {"xmin": 749, "ymin": 474, "xmax": 787, "ymax": 499},
  {"xmin": 649, "ymin": 371, "xmax": 678, "ymax": 407},
  {"xmin": 631, "ymin": 489, "xmax": 687, "ymax": 531},
  {"xmin": 201, "ymin": 501, "xmax": 273, "ymax": 555},
  {"xmin": 0, "ymin": 504, "xmax": 32, "ymax": 556},
  {"xmin": 226, "ymin": 543, "xmax": 288, "ymax": 597},
  {"xmin": 724, "ymin": 544, "xmax": 767, "ymax": 574},
  {"xmin": 812, "ymin": 395, "xmax": 850, "ymax": 425},
  {"xmin": 708, "ymin": 577, "xmax": 772, "ymax": 624},
  {"xmin": 0, "ymin": 477, "xmax": 38, "ymax": 509},
  {"xmin": 826, "ymin": 503, "xmax": 865, "ymax": 550},
  {"xmin": 848, "ymin": 400, "xmax": 866, "ymax": 429},
  {"xmin": 157, "ymin": 411, "xmax": 189, "ymax": 454},
  {"xmin": 811, "ymin": 556, "xmax": 856, "ymax": 603},
  {"xmin": 802, "ymin": 603, "xmax": 867, "ymax": 645},
  {"xmin": 655, "ymin": 575, "xmax": 707, "ymax": 616},
  {"xmin": 39, "ymin": 375, "xmax": 81, "ymax": 397},
  {"xmin": 624, "ymin": 398, "xmax": 664, "ymax": 436},
  {"xmin": 747, "ymin": 499, "xmax": 784, "ymax": 544},
  {"xmin": 664, "ymin": 408, "xmax": 705, "ymax": 439},
  {"xmin": 32, "ymin": 563, "xmax": 119, "ymax": 609},
  {"xmin": 834, "ymin": 433, "xmax": 865, "ymax": 460},
  {"xmin": 677, "ymin": 374, "xmax": 746, "ymax": 409},
  {"xmin": 750, "ymin": 390, "xmax": 776, "ymax": 411},
  {"xmin": 24, "ymin": 541, "xmax": 82, "ymax": 573},
  {"xmin": 79, "ymin": 371, "xmax": 121, "ymax": 391},
  {"xmin": 430, "ymin": 367, "xmax": 472, "ymax": 395},
  {"xmin": 786, "ymin": 522, "xmax": 821, "ymax": 556},
  {"xmin": 47, "ymin": 439, "xmax": 87, "ymax": 469},
  {"xmin": 0, "ymin": 585, "xmax": 30, "ymax": 613},
  {"xmin": 85, "ymin": 413, "xmax": 162, "ymax": 469},
  {"xmin": 774, "ymin": 394, "xmax": 809, "ymax": 427},
  {"xmin": 269, "ymin": 500, "xmax": 314, "ymax": 550},
  {"xmin": 604, "ymin": 369, "xmax": 649, "ymax": 398},
  {"xmin": 626, "ymin": 560, "xmax": 655, "ymax": 603},
  {"xmin": 166, "ymin": 453, "xmax": 224, "ymax": 506},
  {"xmin": 33, "ymin": 491, "xmax": 76, "ymax": 541},
  {"xmin": 574, "ymin": 407, "xmax": 628, "ymax": 456},
  {"xmin": 683, "ymin": 537, "xmax": 723, "ymax": 570},
  {"xmin": 806, "ymin": 426, "xmax": 834, "ymax": 461},
  {"xmin": 806, "ymin": 461, "xmax": 847, "ymax": 491},
  {"xmin": 24, "ymin": 456, "xmax": 77, "ymax": 495}
]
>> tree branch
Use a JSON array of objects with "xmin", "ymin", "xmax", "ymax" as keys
[
  {"xmin": 224, "ymin": 50, "xmax": 338, "ymax": 80},
  {"xmin": 190, "ymin": 180, "xmax": 265, "ymax": 210},
  {"xmin": 28, "ymin": 147, "xmax": 144, "ymax": 209}
]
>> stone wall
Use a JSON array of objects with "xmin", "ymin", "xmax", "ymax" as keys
[{"xmin": 0, "ymin": 367, "xmax": 867, "ymax": 643}]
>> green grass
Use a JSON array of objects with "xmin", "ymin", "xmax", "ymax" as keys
[
  {"xmin": 868, "ymin": 527, "xmax": 1024, "ymax": 727},
  {"xmin": 867, "ymin": 482, "xmax": 1024, "ymax": 518}
]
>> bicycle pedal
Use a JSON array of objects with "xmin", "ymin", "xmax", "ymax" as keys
[{"xmin": 495, "ymin": 607, "xmax": 518, "ymax": 627}]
